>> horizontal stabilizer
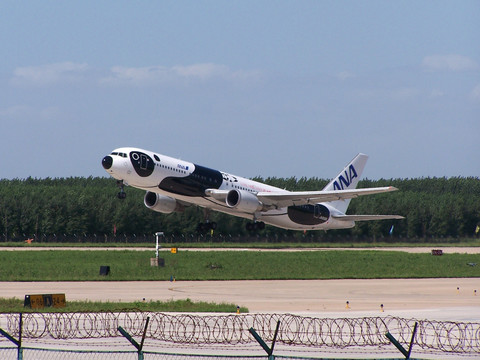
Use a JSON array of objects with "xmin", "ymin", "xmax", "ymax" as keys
[{"xmin": 332, "ymin": 214, "xmax": 405, "ymax": 221}]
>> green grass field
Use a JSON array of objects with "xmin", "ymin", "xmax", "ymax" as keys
[
  {"xmin": 1, "ymin": 239, "xmax": 479, "ymax": 248},
  {"xmin": 0, "ymin": 297, "xmax": 248, "ymax": 313},
  {"xmin": 0, "ymin": 249, "xmax": 479, "ymax": 281}
]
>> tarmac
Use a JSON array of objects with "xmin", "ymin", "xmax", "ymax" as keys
[{"xmin": 2, "ymin": 278, "xmax": 480, "ymax": 321}]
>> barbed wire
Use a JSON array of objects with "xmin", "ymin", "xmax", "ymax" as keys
[{"xmin": 2, "ymin": 312, "xmax": 479, "ymax": 354}]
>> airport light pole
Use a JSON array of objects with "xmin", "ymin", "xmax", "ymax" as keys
[{"xmin": 155, "ymin": 232, "xmax": 164, "ymax": 259}]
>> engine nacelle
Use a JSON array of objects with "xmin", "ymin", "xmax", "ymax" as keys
[
  {"xmin": 226, "ymin": 189, "xmax": 263, "ymax": 213},
  {"xmin": 144, "ymin": 192, "xmax": 183, "ymax": 214}
]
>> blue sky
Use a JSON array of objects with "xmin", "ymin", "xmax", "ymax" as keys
[{"xmin": 1, "ymin": 1, "xmax": 479, "ymax": 180}]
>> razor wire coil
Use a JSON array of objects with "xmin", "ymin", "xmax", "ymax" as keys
[{"xmin": 2, "ymin": 312, "xmax": 479, "ymax": 354}]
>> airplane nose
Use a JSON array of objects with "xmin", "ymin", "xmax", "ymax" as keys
[{"xmin": 102, "ymin": 156, "xmax": 113, "ymax": 170}]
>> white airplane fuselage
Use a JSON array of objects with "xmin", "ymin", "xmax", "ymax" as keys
[{"xmin": 102, "ymin": 147, "xmax": 402, "ymax": 231}]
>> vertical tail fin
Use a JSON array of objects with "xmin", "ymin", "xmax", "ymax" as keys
[{"xmin": 322, "ymin": 153, "xmax": 368, "ymax": 213}]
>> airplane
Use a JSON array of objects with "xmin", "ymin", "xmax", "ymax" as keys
[{"xmin": 101, "ymin": 148, "xmax": 403, "ymax": 231}]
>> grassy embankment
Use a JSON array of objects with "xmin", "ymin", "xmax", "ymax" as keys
[
  {"xmin": 1, "ymin": 249, "xmax": 479, "ymax": 281},
  {"xmin": 1, "ymin": 239, "xmax": 479, "ymax": 248},
  {"xmin": 0, "ymin": 298, "xmax": 248, "ymax": 313}
]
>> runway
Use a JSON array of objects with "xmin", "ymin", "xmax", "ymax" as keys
[{"xmin": 2, "ymin": 278, "xmax": 479, "ymax": 321}]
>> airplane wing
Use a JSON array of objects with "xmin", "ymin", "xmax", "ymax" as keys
[
  {"xmin": 206, "ymin": 186, "xmax": 399, "ymax": 210},
  {"xmin": 256, "ymin": 186, "xmax": 399, "ymax": 209}
]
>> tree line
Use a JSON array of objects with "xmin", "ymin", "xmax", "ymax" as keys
[{"xmin": 0, "ymin": 176, "xmax": 479, "ymax": 243}]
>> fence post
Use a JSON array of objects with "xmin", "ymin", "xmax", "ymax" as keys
[
  {"xmin": 118, "ymin": 316, "xmax": 150, "ymax": 360},
  {"xmin": 0, "ymin": 313, "xmax": 23, "ymax": 360},
  {"xmin": 249, "ymin": 320, "xmax": 280, "ymax": 360},
  {"xmin": 386, "ymin": 321, "xmax": 418, "ymax": 359}
]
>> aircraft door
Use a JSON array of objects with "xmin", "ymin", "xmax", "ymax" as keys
[
  {"xmin": 140, "ymin": 154, "xmax": 148, "ymax": 170},
  {"xmin": 130, "ymin": 151, "xmax": 155, "ymax": 177}
]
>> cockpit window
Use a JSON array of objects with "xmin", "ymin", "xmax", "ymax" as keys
[
  {"xmin": 154, "ymin": 155, "xmax": 160, "ymax": 161},
  {"xmin": 111, "ymin": 152, "xmax": 127, "ymax": 158}
]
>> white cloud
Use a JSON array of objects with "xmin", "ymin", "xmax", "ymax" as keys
[
  {"xmin": 391, "ymin": 87, "xmax": 421, "ymax": 100},
  {"xmin": 11, "ymin": 62, "xmax": 88, "ymax": 86},
  {"xmin": 100, "ymin": 63, "xmax": 260, "ymax": 86},
  {"xmin": 429, "ymin": 89, "xmax": 445, "ymax": 98},
  {"xmin": 0, "ymin": 105, "xmax": 61, "ymax": 123},
  {"xmin": 470, "ymin": 84, "xmax": 480, "ymax": 102},
  {"xmin": 0, "ymin": 105, "xmax": 31, "ymax": 121},
  {"xmin": 172, "ymin": 63, "xmax": 230, "ymax": 79},
  {"xmin": 101, "ymin": 65, "xmax": 170, "ymax": 86},
  {"xmin": 10, "ymin": 62, "xmax": 261, "ymax": 87},
  {"xmin": 336, "ymin": 71, "xmax": 355, "ymax": 81},
  {"xmin": 422, "ymin": 54, "xmax": 478, "ymax": 72}
]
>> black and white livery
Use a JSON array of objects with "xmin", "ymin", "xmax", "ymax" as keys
[{"xmin": 102, "ymin": 148, "xmax": 403, "ymax": 231}]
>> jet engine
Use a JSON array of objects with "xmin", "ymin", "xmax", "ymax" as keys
[
  {"xmin": 144, "ymin": 191, "xmax": 184, "ymax": 214},
  {"xmin": 226, "ymin": 189, "xmax": 263, "ymax": 213}
]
